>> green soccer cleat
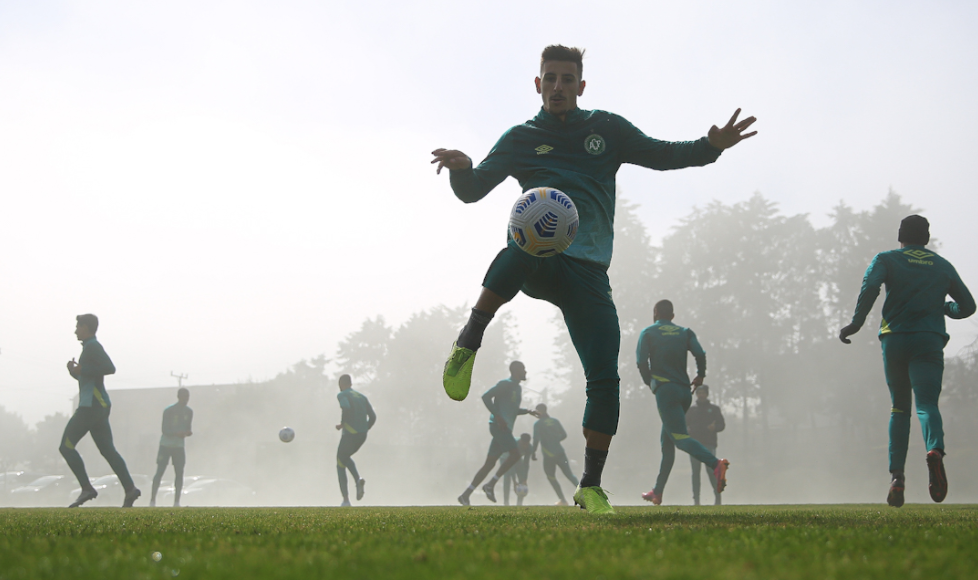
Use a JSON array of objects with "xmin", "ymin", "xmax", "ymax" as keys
[
  {"xmin": 573, "ymin": 486, "xmax": 616, "ymax": 515},
  {"xmin": 443, "ymin": 342, "xmax": 477, "ymax": 401}
]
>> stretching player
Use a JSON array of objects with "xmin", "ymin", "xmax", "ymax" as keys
[
  {"xmin": 502, "ymin": 434, "xmax": 532, "ymax": 506},
  {"xmin": 61, "ymin": 314, "xmax": 141, "ymax": 508},
  {"xmin": 335, "ymin": 375, "xmax": 376, "ymax": 507},
  {"xmin": 840, "ymin": 215, "xmax": 974, "ymax": 507},
  {"xmin": 636, "ymin": 300, "xmax": 729, "ymax": 506},
  {"xmin": 433, "ymin": 45, "xmax": 756, "ymax": 514},
  {"xmin": 458, "ymin": 361, "xmax": 539, "ymax": 506},
  {"xmin": 531, "ymin": 404, "xmax": 579, "ymax": 506},
  {"xmin": 150, "ymin": 388, "xmax": 193, "ymax": 507}
]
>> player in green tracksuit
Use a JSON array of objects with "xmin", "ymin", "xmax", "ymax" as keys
[
  {"xmin": 458, "ymin": 361, "xmax": 539, "ymax": 506},
  {"xmin": 61, "ymin": 314, "xmax": 141, "ymax": 508},
  {"xmin": 636, "ymin": 300, "xmax": 729, "ymax": 506},
  {"xmin": 502, "ymin": 434, "xmax": 532, "ymax": 506},
  {"xmin": 531, "ymin": 404, "xmax": 579, "ymax": 505},
  {"xmin": 433, "ymin": 45, "xmax": 756, "ymax": 515},
  {"xmin": 334, "ymin": 375, "xmax": 376, "ymax": 507},
  {"xmin": 840, "ymin": 215, "xmax": 974, "ymax": 507},
  {"xmin": 150, "ymin": 388, "xmax": 194, "ymax": 507}
]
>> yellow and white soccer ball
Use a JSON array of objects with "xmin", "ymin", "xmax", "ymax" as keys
[
  {"xmin": 508, "ymin": 187, "xmax": 579, "ymax": 257},
  {"xmin": 515, "ymin": 483, "xmax": 529, "ymax": 497}
]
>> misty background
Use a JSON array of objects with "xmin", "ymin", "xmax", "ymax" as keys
[{"xmin": 2, "ymin": 1, "xmax": 978, "ymax": 506}]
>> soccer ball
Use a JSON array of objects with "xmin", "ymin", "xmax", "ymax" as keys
[
  {"xmin": 515, "ymin": 483, "xmax": 529, "ymax": 498},
  {"xmin": 278, "ymin": 427, "xmax": 295, "ymax": 443},
  {"xmin": 509, "ymin": 187, "xmax": 579, "ymax": 257}
]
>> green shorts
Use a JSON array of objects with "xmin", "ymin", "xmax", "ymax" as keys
[
  {"xmin": 483, "ymin": 242, "xmax": 620, "ymax": 435},
  {"xmin": 488, "ymin": 421, "xmax": 518, "ymax": 457}
]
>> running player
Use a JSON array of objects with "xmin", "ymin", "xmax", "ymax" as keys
[
  {"xmin": 636, "ymin": 300, "xmax": 729, "ymax": 506},
  {"xmin": 502, "ymin": 434, "xmax": 532, "ymax": 506},
  {"xmin": 458, "ymin": 361, "xmax": 539, "ymax": 505},
  {"xmin": 839, "ymin": 215, "xmax": 974, "ymax": 507},
  {"xmin": 531, "ymin": 404, "xmax": 579, "ymax": 506},
  {"xmin": 433, "ymin": 45, "xmax": 756, "ymax": 514},
  {"xmin": 61, "ymin": 314, "xmax": 141, "ymax": 508},
  {"xmin": 335, "ymin": 374, "xmax": 376, "ymax": 507},
  {"xmin": 150, "ymin": 388, "xmax": 193, "ymax": 507}
]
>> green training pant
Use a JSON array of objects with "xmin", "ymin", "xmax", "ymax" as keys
[
  {"xmin": 59, "ymin": 405, "xmax": 135, "ymax": 492},
  {"xmin": 653, "ymin": 383, "xmax": 719, "ymax": 495},
  {"xmin": 483, "ymin": 243, "xmax": 620, "ymax": 435},
  {"xmin": 881, "ymin": 332, "xmax": 946, "ymax": 472}
]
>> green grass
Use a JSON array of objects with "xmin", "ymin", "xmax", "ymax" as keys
[{"xmin": 1, "ymin": 504, "xmax": 976, "ymax": 579}]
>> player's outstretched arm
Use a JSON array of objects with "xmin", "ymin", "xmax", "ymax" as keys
[
  {"xmin": 707, "ymin": 108, "xmax": 758, "ymax": 150},
  {"xmin": 430, "ymin": 149, "xmax": 472, "ymax": 174}
]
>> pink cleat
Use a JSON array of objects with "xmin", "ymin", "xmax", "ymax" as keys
[
  {"xmin": 714, "ymin": 459, "xmax": 730, "ymax": 494},
  {"xmin": 641, "ymin": 489, "xmax": 662, "ymax": 506}
]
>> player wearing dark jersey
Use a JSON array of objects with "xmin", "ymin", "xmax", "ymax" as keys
[
  {"xmin": 150, "ymin": 388, "xmax": 193, "ymax": 507},
  {"xmin": 335, "ymin": 375, "xmax": 376, "ymax": 507},
  {"xmin": 840, "ymin": 215, "xmax": 974, "ymax": 507},
  {"xmin": 531, "ymin": 404, "xmax": 579, "ymax": 505},
  {"xmin": 636, "ymin": 300, "xmax": 729, "ymax": 506},
  {"xmin": 458, "ymin": 361, "xmax": 539, "ymax": 505},
  {"xmin": 61, "ymin": 314, "xmax": 141, "ymax": 508},
  {"xmin": 433, "ymin": 45, "xmax": 756, "ymax": 514}
]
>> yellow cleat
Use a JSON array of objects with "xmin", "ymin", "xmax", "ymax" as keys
[
  {"xmin": 443, "ymin": 342, "xmax": 476, "ymax": 401},
  {"xmin": 573, "ymin": 486, "xmax": 615, "ymax": 515}
]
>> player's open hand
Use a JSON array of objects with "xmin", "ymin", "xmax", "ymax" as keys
[
  {"xmin": 707, "ymin": 108, "xmax": 757, "ymax": 150},
  {"xmin": 839, "ymin": 323, "xmax": 859, "ymax": 344},
  {"xmin": 431, "ymin": 149, "xmax": 472, "ymax": 174}
]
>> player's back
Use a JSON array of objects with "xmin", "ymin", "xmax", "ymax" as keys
[
  {"xmin": 338, "ymin": 389, "xmax": 373, "ymax": 434},
  {"xmin": 637, "ymin": 321, "xmax": 703, "ymax": 386}
]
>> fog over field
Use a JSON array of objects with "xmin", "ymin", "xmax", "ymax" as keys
[{"xmin": 2, "ymin": 1, "xmax": 978, "ymax": 507}]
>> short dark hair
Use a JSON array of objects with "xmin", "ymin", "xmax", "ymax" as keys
[
  {"xmin": 76, "ymin": 313, "xmax": 99, "ymax": 334},
  {"xmin": 654, "ymin": 300, "xmax": 674, "ymax": 320},
  {"xmin": 697, "ymin": 385, "xmax": 710, "ymax": 395},
  {"xmin": 541, "ymin": 45, "xmax": 585, "ymax": 77},
  {"xmin": 519, "ymin": 433, "xmax": 532, "ymax": 442},
  {"xmin": 898, "ymin": 214, "xmax": 930, "ymax": 245},
  {"xmin": 509, "ymin": 360, "xmax": 525, "ymax": 374},
  {"xmin": 177, "ymin": 387, "xmax": 190, "ymax": 399},
  {"xmin": 338, "ymin": 374, "xmax": 352, "ymax": 388},
  {"xmin": 535, "ymin": 403, "xmax": 547, "ymax": 414}
]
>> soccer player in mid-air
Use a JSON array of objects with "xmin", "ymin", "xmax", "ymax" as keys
[
  {"xmin": 531, "ymin": 403, "xmax": 579, "ymax": 506},
  {"xmin": 61, "ymin": 314, "xmax": 141, "ymax": 508},
  {"xmin": 150, "ymin": 387, "xmax": 193, "ymax": 507},
  {"xmin": 636, "ymin": 300, "xmax": 729, "ymax": 506},
  {"xmin": 334, "ymin": 374, "xmax": 376, "ymax": 507},
  {"xmin": 458, "ymin": 361, "xmax": 539, "ymax": 506},
  {"xmin": 839, "ymin": 216, "xmax": 974, "ymax": 507},
  {"xmin": 432, "ymin": 45, "xmax": 756, "ymax": 514}
]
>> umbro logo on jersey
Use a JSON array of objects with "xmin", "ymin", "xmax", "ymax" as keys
[
  {"xmin": 535, "ymin": 144, "xmax": 554, "ymax": 155},
  {"xmin": 904, "ymin": 249, "xmax": 935, "ymax": 265},
  {"xmin": 659, "ymin": 325, "xmax": 680, "ymax": 332}
]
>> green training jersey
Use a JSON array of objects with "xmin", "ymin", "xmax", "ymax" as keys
[
  {"xmin": 337, "ymin": 389, "xmax": 376, "ymax": 435},
  {"xmin": 850, "ymin": 245, "xmax": 975, "ymax": 339},
  {"xmin": 73, "ymin": 336, "xmax": 116, "ymax": 408},
  {"xmin": 159, "ymin": 403, "xmax": 193, "ymax": 448},
  {"xmin": 449, "ymin": 107, "xmax": 722, "ymax": 268},
  {"xmin": 636, "ymin": 320, "xmax": 706, "ymax": 388},
  {"xmin": 532, "ymin": 416, "xmax": 568, "ymax": 458},
  {"xmin": 482, "ymin": 379, "xmax": 528, "ymax": 430}
]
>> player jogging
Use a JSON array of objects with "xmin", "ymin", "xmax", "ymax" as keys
[
  {"xmin": 61, "ymin": 314, "xmax": 141, "ymax": 508},
  {"xmin": 432, "ymin": 45, "xmax": 756, "ymax": 514},
  {"xmin": 531, "ymin": 404, "xmax": 579, "ymax": 506},
  {"xmin": 839, "ymin": 215, "xmax": 974, "ymax": 507},
  {"xmin": 458, "ymin": 361, "xmax": 539, "ymax": 505},
  {"xmin": 335, "ymin": 375, "xmax": 376, "ymax": 507},
  {"xmin": 636, "ymin": 300, "xmax": 729, "ymax": 506},
  {"xmin": 150, "ymin": 387, "xmax": 193, "ymax": 507}
]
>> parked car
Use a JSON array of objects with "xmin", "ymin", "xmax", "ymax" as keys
[
  {"xmin": 9, "ymin": 475, "xmax": 80, "ymax": 507},
  {"xmin": 152, "ymin": 475, "xmax": 209, "ymax": 506},
  {"xmin": 66, "ymin": 474, "xmax": 154, "ymax": 507},
  {"xmin": 0, "ymin": 471, "xmax": 43, "ymax": 506},
  {"xmin": 159, "ymin": 477, "xmax": 257, "ymax": 507}
]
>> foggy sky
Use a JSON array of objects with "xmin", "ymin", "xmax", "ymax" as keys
[{"xmin": 2, "ymin": 0, "xmax": 977, "ymax": 425}]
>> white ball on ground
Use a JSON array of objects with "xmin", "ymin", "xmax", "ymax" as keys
[
  {"xmin": 278, "ymin": 427, "xmax": 295, "ymax": 443},
  {"xmin": 515, "ymin": 483, "xmax": 529, "ymax": 497}
]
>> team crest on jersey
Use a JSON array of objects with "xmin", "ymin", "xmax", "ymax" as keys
[
  {"xmin": 535, "ymin": 144, "xmax": 554, "ymax": 155},
  {"xmin": 584, "ymin": 134, "xmax": 606, "ymax": 155}
]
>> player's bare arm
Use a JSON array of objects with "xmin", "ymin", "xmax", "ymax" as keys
[
  {"xmin": 430, "ymin": 149, "xmax": 472, "ymax": 174},
  {"xmin": 707, "ymin": 108, "xmax": 758, "ymax": 150}
]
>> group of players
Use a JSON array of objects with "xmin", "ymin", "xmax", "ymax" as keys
[{"xmin": 55, "ymin": 44, "xmax": 973, "ymax": 512}]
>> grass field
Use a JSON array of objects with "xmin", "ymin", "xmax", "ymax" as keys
[{"xmin": 1, "ymin": 504, "xmax": 976, "ymax": 579}]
